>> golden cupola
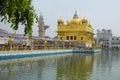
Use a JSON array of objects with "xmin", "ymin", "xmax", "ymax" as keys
[
  {"xmin": 58, "ymin": 18, "xmax": 64, "ymax": 26},
  {"xmin": 70, "ymin": 18, "xmax": 80, "ymax": 24},
  {"xmin": 82, "ymin": 17, "xmax": 88, "ymax": 24},
  {"xmin": 69, "ymin": 11, "xmax": 82, "ymax": 25}
]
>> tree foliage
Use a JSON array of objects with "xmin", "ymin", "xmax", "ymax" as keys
[{"xmin": 0, "ymin": 0, "xmax": 38, "ymax": 37}]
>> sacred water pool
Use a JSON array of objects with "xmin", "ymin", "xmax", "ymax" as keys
[{"xmin": 0, "ymin": 50, "xmax": 120, "ymax": 80}]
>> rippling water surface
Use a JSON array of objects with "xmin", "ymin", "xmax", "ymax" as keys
[{"xmin": 0, "ymin": 50, "xmax": 120, "ymax": 80}]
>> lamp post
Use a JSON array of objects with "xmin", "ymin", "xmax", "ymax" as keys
[
  {"xmin": 100, "ymin": 41, "xmax": 103, "ymax": 49},
  {"xmin": 4, "ymin": 36, "xmax": 7, "ymax": 52},
  {"xmin": 24, "ymin": 40, "xmax": 27, "ymax": 50},
  {"xmin": 74, "ymin": 42, "xmax": 77, "ymax": 49},
  {"xmin": 69, "ymin": 42, "xmax": 71, "ymax": 49},
  {"xmin": 8, "ymin": 37, "xmax": 13, "ymax": 51},
  {"xmin": 44, "ymin": 40, "xmax": 48, "ymax": 49},
  {"xmin": 31, "ymin": 39, "xmax": 34, "ymax": 50},
  {"xmin": 62, "ymin": 42, "xmax": 64, "ymax": 49},
  {"xmin": 55, "ymin": 41, "xmax": 57, "ymax": 49}
]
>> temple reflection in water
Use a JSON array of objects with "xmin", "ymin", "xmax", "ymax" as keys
[
  {"xmin": 0, "ymin": 50, "xmax": 120, "ymax": 80},
  {"xmin": 0, "ymin": 53, "xmax": 93, "ymax": 80}
]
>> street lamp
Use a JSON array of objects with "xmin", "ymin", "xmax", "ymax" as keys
[
  {"xmin": 31, "ymin": 39, "xmax": 34, "ymax": 50},
  {"xmin": 44, "ymin": 40, "xmax": 48, "ymax": 49},
  {"xmin": 69, "ymin": 42, "xmax": 71, "ymax": 48},
  {"xmin": 62, "ymin": 42, "xmax": 64, "ymax": 49},
  {"xmin": 55, "ymin": 41, "xmax": 57, "ymax": 49},
  {"xmin": 8, "ymin": 37, "xmax": 13, "ymax": 51}
]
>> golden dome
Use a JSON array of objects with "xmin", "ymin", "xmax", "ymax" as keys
[
  {"xmin": 58, "ymin": 18, "xmax": 64, "ymax": 23},
  {"xmin": 82, "ymin": 17, "xmax": 88, "ymax": 24},
  {"xmin": 58, "ymin": 18, "xmax": 64, "ymax": 26},
  {"xmin": 69, "ymin": 18, "xmax": 81, "ymax": 24}
]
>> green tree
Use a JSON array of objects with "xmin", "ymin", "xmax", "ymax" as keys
[{"xmin": 0, "ymin": 0, "xmax": 38, "ymax": 37}]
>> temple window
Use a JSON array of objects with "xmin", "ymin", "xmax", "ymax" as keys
[
  {"xmin": 60, "ymin": 37, "xmax": 62, "ymax": 40},
  {"xmin": 70, "ymin": 36, "xmax": 73, "ymax": 40},
  {"xmin": 66, "ymin": 36, "xmax": 69, "ymax": 40},
  {"xmin": 81, "ymin": 37, "xmax": 83, "ymax": 40},
  {"xmin": 74, "ymin": 36, "xmax": 76, "ymax": 40}
]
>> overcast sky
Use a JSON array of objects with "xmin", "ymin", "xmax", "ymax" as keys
[{"xmin": 0, "ymin": 0, "xmax": 120, "ymax": 38}]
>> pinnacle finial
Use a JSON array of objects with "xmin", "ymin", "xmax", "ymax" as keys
[
  {"xmin": 73, "ymin": 10, "xmax": 78, "ymax": 19},
  {"xmin": 75, "ymin": 10, "xmax": 77, "ymax": 14}
]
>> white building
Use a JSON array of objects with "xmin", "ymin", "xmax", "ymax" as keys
[
  {"xmin": 0, "ymin": 29, "xmax": 29, "ymax": 46},
  {"xmin": 111, "ymin": 37, "xmax": 120, "ymax": 49},
  {"xmin": 96, "ymin": 29, "xmax": 120, "ymax": 49},
  {"xmin": 96, "ymin": 29, "xmax": 112, "ymax": 48},
  {"xmin": 0, "ymin": 29, "xmax": 9, "ymax": 45}
]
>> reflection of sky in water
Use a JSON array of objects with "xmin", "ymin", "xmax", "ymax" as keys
[
  {"xmin": 90, "ymin": 50, "xmax": 120, "ymax": 80},
  {"xmin": 0, "ymin": 50, "xmax": 120, "ymax": 80}
]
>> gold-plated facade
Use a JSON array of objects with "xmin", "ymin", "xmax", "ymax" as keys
[{"xmin": 57, "ymin": 12, "xmax": 94, "ymax": 47}]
